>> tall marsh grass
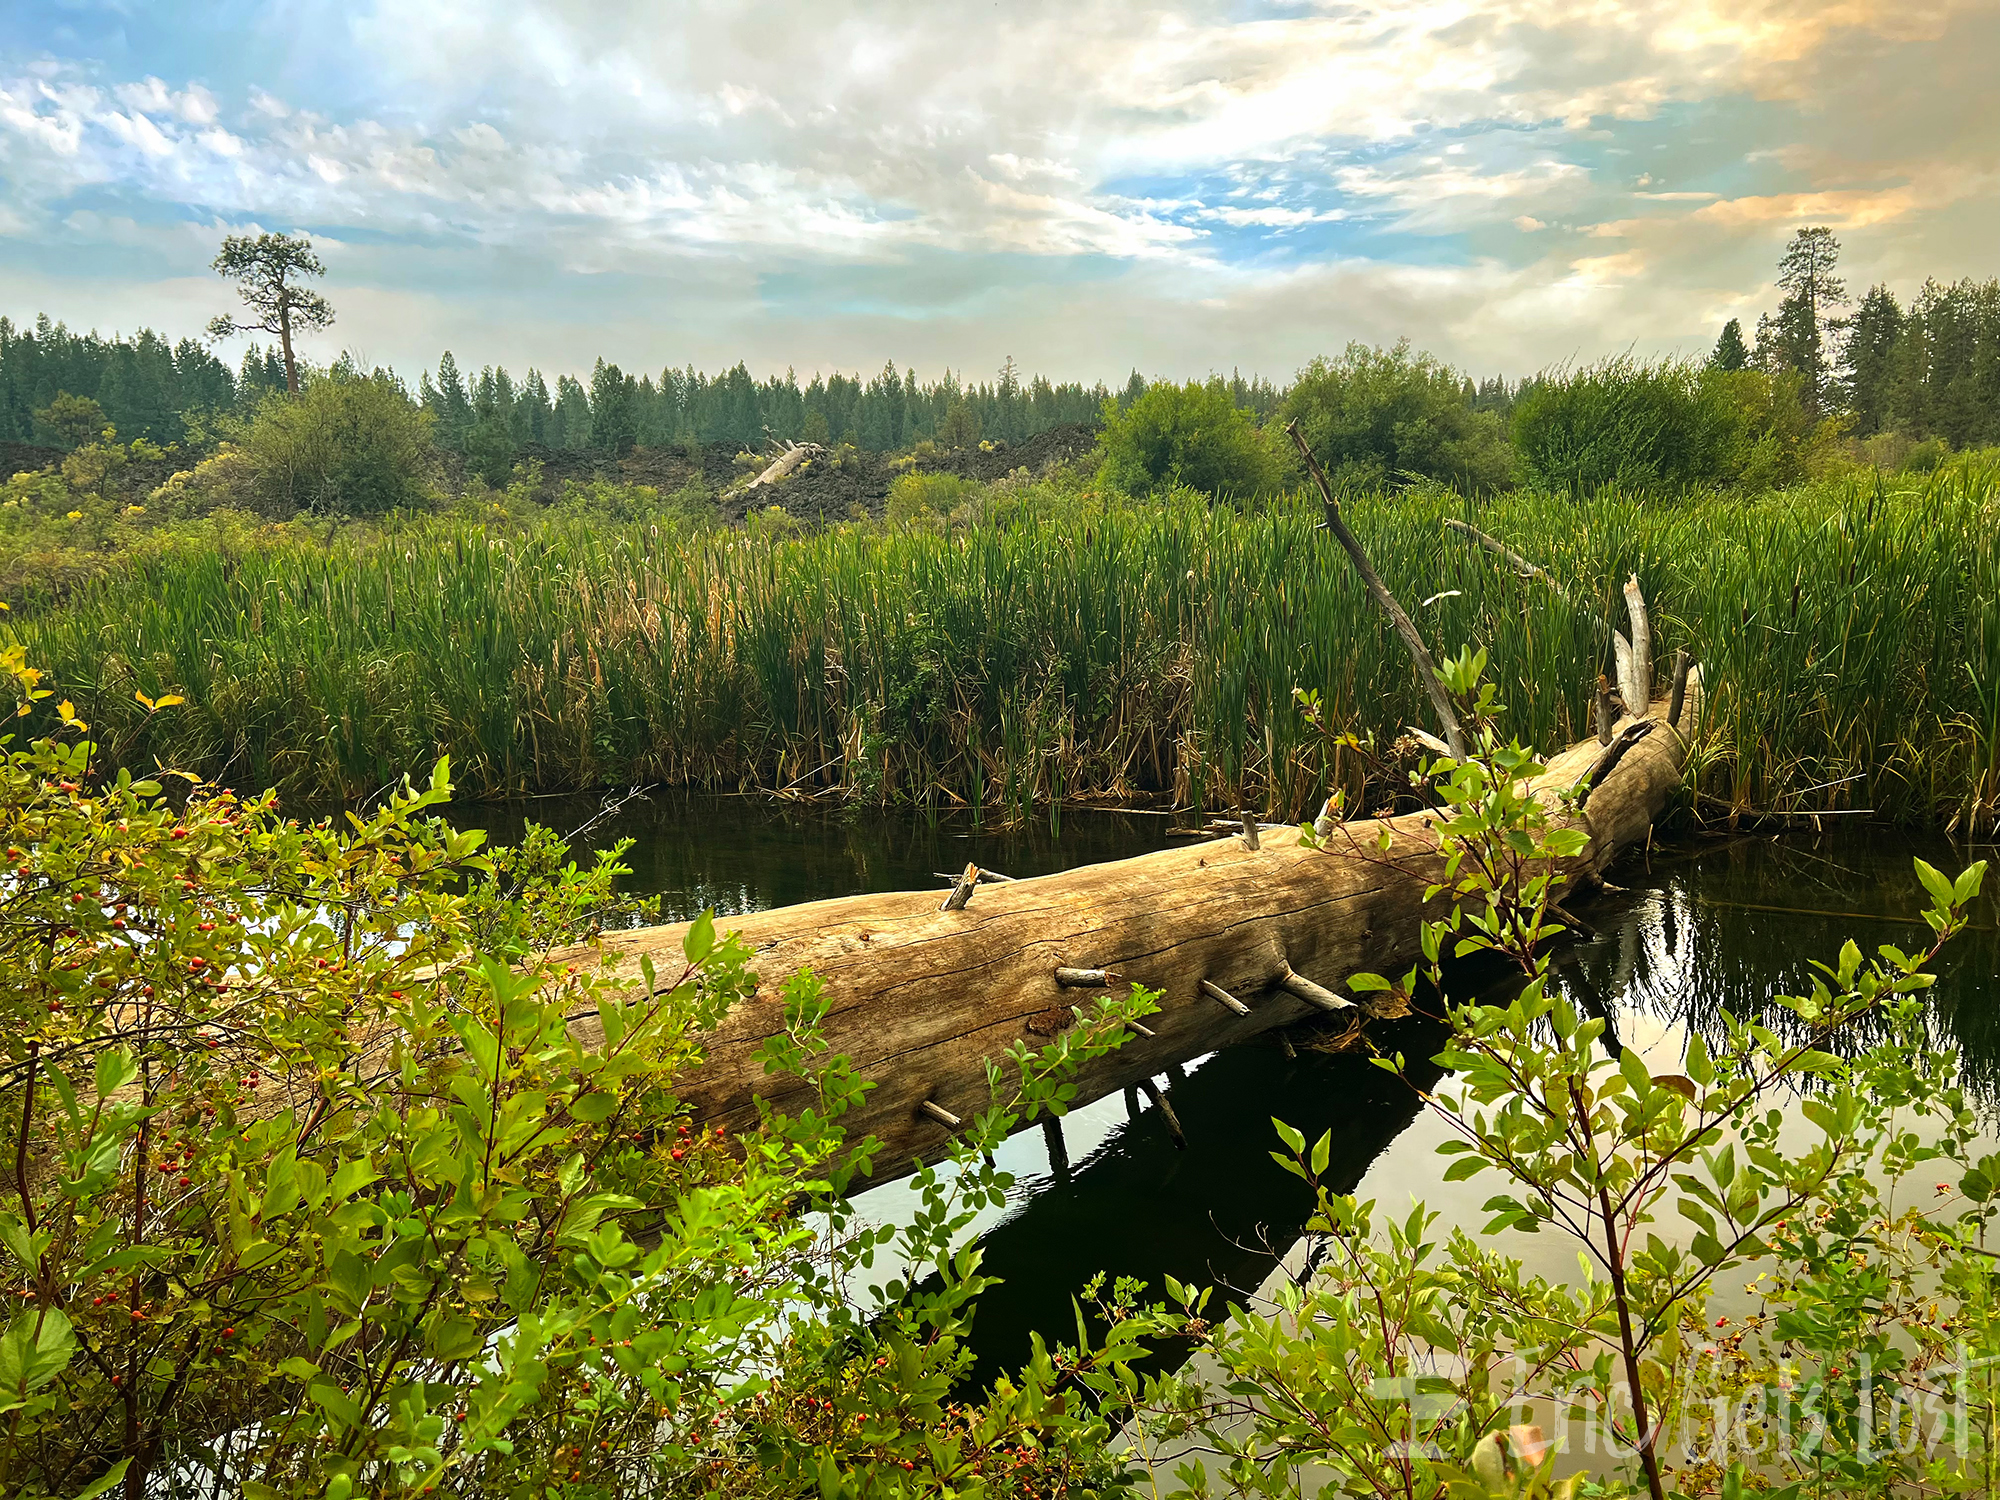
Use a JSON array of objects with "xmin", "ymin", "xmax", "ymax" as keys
[{"xmin": 10, "ymin": 461, "xmax": 2000, "ymax": 827}]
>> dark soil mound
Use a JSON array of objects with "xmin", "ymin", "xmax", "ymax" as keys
[
  {"xmin": 508, "ymin": 421, "xmax": 1099, "ymax": 526},
  {"xmin": 2, "ymin": 442, "xmax": 62, "ymax": 479},
  {"xmin": 916, "ymin": 422, "xmax": 1099, "ymax": 482}
]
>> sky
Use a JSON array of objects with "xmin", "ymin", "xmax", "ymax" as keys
[{"xmin": 1, "ymin": 0, "xmax": 1995, "ymax": 390}]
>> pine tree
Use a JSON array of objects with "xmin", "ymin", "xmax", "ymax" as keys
[
  {"xmin": 520, "ymin": 370, "xmax": 552, "ymax": 446},
  {"xmin": 1765, "ymin": 227, "xmax": 1846, "ymax": 414},
  {"xmin": 428, "ymin": 352, "xmax": 473, "ymax": 450},
  {"xmin": 1838, "ymin": 287, "xmax": 1903, "ymax": 437},
  {"xmin": 588, "ymin": 359, "xmax": 638, "ymax": 455},
  {"xmin": 206, "ymin": 232, "xmax": 333, "ymax": 395},
  {"xmin": 1710, "ymin": 319, "xmax": 1748, "ymax": 372}
]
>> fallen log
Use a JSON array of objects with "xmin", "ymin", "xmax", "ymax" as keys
[
  {"xmin": 744, "ymin": 439, "xmax": 823, "ymax": 492},
  {"xmin": 573, "ymin": 678, "xmax": 1701, "ymax": 1179}
]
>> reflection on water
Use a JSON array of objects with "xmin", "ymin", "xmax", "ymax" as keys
[
  {"xmin": 452, "ymin": 794, "xmax": 2000, "ymax": 1386},
  {"xmin": 462, "ymin": 791, "xmax": 1180, "ymax": 924},
  {"xmin": 1553, "ymin": 831, "xmax": 2000, "ymax": 1090}
]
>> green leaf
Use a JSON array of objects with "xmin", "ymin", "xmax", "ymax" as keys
[
  {"xmin": 1955, "ymin": 862, "xmax": 1988, "ymax": 905},
  {"xmin": 684, "ymin": 909, "xmax": 716, "ymax": 966},
  {"xmin": 328, "ymin": 1157, "xmax": 379, "ymax": 1204},
  {"xmin": 93, "ymin": 1047, "xmax": 136, "ymax": 1100},
  {"xmin": 1617, "ymin": 1047, "xmax": 1652, "ymax": 1095},
  {"xmin": 1914, "ymin": 858, "xmax": 1954, "ymax": 908},
  {"xmin": 1347, "ymin": 972, "xmax": 1393, "ymax": 993},
  {"xmin": 0, "ymin": 1307, "xmax": 76, "ymax": 1411},
  {"xmin": 1309, "ymin": 1131, "xmax": 1331, "ymax": 1178},
  {"xmin": 1271, "ymin": 1117, "xmax": 1305, "ymax": 1155},
  {"xmin": 0, "ymin": 1213, "xmax": 33, "ymax": 1271},
  {"xmin": 571, "ymin": 1091, "xmax": 619, "ymax": 1124},
  {"xmin": 260, "ymin": 1146, "xmax": 302, "ymax": 1223},
  {"xmin": 69, "ymin": 1460, "xmax": 132, "ymax": 1500}
]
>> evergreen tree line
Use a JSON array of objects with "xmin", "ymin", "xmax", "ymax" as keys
[
  {"xmin": 0, "ymin": 314, "xmax": 253, "ymax": 447},
  {"xmin": 1710, "ymin": 228, "xmax": 2000, "ymax": 449},
  {"xmin": 421, "ymin": 353, "xmax": 1142, "ymax": 464}
]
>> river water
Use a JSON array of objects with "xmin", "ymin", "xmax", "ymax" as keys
[{"xmin": 464, "ymin": 793, "xmax": 2000, "ymax": 1388}]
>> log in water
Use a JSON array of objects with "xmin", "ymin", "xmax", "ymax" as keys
[{"xmin": 575, "ymin": 683, "xmax": 1699, "ymax": 1176}]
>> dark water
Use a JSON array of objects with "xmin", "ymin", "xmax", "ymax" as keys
[{"xmin": 457, "ymin": 793, "xmax": 2000, "ymax": 1386}]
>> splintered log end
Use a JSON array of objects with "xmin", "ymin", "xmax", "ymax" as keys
[
  {"xmin": 1239, "ymin": 808, "xmax": 1261, "ymax": 850},
  {"xmin": 1199, "ymin": 979, "xmax": 1251, "ymax": 1016},
  {"xmin": 940, "ymin": 863, "xmax": 980, "ymax": 912},
  {"xmin": 918, "ymin": 1099, "xmax": 964, "ymax": 1130},
  {"xmin": 1126, "ymin": 1019, "xmax": 1157, "ymax": 1039},
  {"xmin": 1595, "ymin": 675, "xmax": 1619, "ymax": 746},
  {"xmin": 1619, "ymin": 575, "xmax": 1652, "ymax": 713},
  {"xmin": 1405, "ymin": 724, "xmax": 1451, "ymax": 758}
]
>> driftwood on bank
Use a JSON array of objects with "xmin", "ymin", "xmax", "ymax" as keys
[{"xmin": 571, "ymin": 679, "xmax": 1701, "ymax": 1178}]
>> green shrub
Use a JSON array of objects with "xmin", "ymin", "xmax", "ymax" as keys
[
  {"xmin": 1903, "ymin": 434, "xmax": 1953, "ymax": 474},
  {"xmin": 885, "ymin": 470, "xmax": 978, "ymax": 521},
  {"xmin": 239, "ymin": 370, "xmax": 438, "ymax": 516},
  {"xmin": 1281, "ymin": 341, "xmax": 1514, "ymax": 493},
  {"xmin": 0, "ymin": 646, "xmax": 1157, "ymax": 1497},
  {"xmin": 1095, "ymin": 378, "xmax": 1285, "ymax": 497},
  {"xmin": 1510, "ymin": 355, "xmax": 1741, "ymax": 494}
]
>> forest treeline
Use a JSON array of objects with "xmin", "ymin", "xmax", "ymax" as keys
[
  {"xmin": 12, "ymin": 229, "xmax": 1995, "ymax": 474},
  {"xmin": 4, "ymin": 226, "xmax": 1999, "ymax": 527},
  {"xmin": 0, "ymin": 315, "xmax": 1152, "ymax": 458}
]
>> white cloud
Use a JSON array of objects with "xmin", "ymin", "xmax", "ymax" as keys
[{"xmin": 0, "ymin": 0, "xmax": 1994, "ymax": 382}]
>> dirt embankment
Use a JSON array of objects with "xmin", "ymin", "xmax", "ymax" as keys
[
  {"xmin": 1, "ymin": 442, "xmax": 64, "ymax": 480},
  {"xmin": 519, "ymin": 422, "xmax": 1101, "ymax": 524}
]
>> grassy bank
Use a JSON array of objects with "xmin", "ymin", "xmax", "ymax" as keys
[{"xmin": 8, "ymin": 459, "xmax": 2000, "ymax": 827}]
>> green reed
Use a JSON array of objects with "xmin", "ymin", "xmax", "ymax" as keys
[{"xmin": 10, "ymin": 466, "xmax": 1999, "ymax": 826}]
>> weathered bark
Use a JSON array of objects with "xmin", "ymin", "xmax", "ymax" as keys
[{"xmin": 573, "ymin": 679, "xmax": 1701, "ymax": 1178}]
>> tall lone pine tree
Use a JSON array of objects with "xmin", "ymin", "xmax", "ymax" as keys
[{"xmin": 207, "ymin": 232, "xmax": 335, "ymax": 397}]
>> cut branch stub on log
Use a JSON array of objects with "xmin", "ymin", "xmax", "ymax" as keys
[
  {"xmin": 564, "ymin": 674, "xmax": 1701, "ymax": 1180},
  {"xmin": 1276, "ymin": 963, "xmax": 1353, "ymax": 1014},
  {"xmin": 1667, "ymin": 649, "xmax": 1693, "ymax": 730},
  {"xmin": 1054, "ymin": 966, "xmax": 1114, "ymax": 987},
  {"xmin": 1200, "ymin": 979, "xmax": 1252, "ymax": 1017},
  {"xmin": 940, "ymin": 863, "xmax": 979, "ymax": 912},
  {"xmin": 1596, "ymin": 676, "xmax": 1620, "ymax": 747},
  {"xmin": 919, "ymin": 1099, "xmax": 964, "ymax": 1130},
  {"xmin": 1284, "ymin": 419, "xmax": 1465, "ymax": 760}
]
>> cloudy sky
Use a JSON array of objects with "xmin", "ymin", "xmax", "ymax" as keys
[{"xmin": 2, "ymin": 0, "xmax": 1995, "ymax": 389}]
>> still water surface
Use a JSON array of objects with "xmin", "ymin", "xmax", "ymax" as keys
[{"xmin": 464, "ymin": 793, "xmax": 2000, "ymax": 1387}]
